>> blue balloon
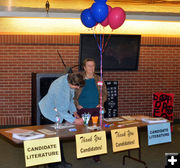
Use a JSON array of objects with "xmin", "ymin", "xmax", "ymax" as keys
[
  {"xmin": 95, "ymin": 0, "xmax": 107, "ymax": 2},
  {"xmin": 91, "ymin": 2, "xmax": 108, "ymax": 23},
  {"xmin": 80, "ymin": 9, "xmax": 97, "ymax": 28}
]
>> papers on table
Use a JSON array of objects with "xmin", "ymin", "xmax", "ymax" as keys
[
  {"xmin": 141, "ymin": 117, "xmax": 167, "ymax": 123},
  {"xmin": 117, "ymin": 120, "xmax": 140, "ymax": 126},
  {"xmin": 121, "ymin": 116, "xmax": 135, "ymax": 121},
  {"xmin": 50, "ymin": 122, "xmax": 75, "ymax": 129},
  {"xmin": 87, "ymin": 125, "xmax": 102, "ymax": 131},
  {"xmin": 104, "ymin": 117, "xmax": 124, "ymax": 122},
  {"xmin": 37, "ymin": 129, "xmax": 56, "ymax": 135},
  {"xmin": 12, "ymin": 131, "xmax": 45, "ymax": 141},
  {"xmin": 6, "ymin": 128, "xmax": 31, "ymax": 134}
]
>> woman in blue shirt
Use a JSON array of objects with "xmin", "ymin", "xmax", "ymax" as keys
[
  {"xmin": 39, "ymin": 72, "xmax": 85, "ymax": 168},
  {"xmin": 39, "ymin": 73, "xmax": 85, "ymax": 125}
]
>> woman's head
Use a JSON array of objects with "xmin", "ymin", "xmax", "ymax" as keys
[
  {"xmin": 67, "ymin": 73, "xmax": 85, "ymax": 89},
  {"xmin": 82, "ymin": 58, "xmax": 96, "ymax": 75}
]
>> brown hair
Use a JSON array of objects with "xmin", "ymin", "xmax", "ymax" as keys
[
  {"xmin": 67, "ymin": 73, "xmax": 85, "ymax": 87},
  {"xmin": 82, "ymin": 58, "xmax": 96, "ymax": 68}
]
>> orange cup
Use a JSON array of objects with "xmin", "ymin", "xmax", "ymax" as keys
[{"xmin": 92, "ymin": 116, "xmax": 98, "ymax": 125}]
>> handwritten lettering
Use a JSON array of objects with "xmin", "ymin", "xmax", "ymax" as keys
[
  {"xmin": 80, "ymin": 145, "xmax": 102, "ymax": 153},
  {"xmin": 115, "ymin": 131, "xmax": 126, "ymax": 138},
  {"xmin": 94, "ymin": 134, "xmax": 102, "ymax": 142},
  {"xmin": 80, "ymin": 136, "xmax": 92, "ymax": 143},
  {"xmin": 116, "ymin": 140, "xmax": 135, "ymax": 147},
  {"xmin": 127, "ymin": 130, "xmax": 134, "ymax": 137},
  {"xmin": 153, "ymin": 93, "xmax": 173, "ymax": 122}
]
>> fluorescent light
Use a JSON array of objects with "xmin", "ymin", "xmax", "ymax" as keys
[{"xmin": 0, "ymin": 17, "xmax": 179, "ymax": 36}]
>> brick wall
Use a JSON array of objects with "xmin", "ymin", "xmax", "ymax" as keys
[{"xmin": 0, "ymin": 35, "xmax": 180, "ymax": 125}]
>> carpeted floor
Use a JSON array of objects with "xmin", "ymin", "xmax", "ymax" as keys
[{"xmin": 0, "ymin": 124, "xmax": 180, "ymax": 168}]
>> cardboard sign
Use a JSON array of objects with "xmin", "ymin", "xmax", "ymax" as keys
[
  {"xmin": 148, "ymin": 122, "xmax": 171, "ymax": 146},
  {"xmin": 24, "ymin": 137, "xmax": 61, "ymax": 167},
  {"xmin": 76, "ymin": 131, "xmax": 107, "ymax": 159},
  {"xmin": 153, "ymin": 92, "xmax": 174, "ymax": 121},
  {"xmin": 111, "ymin": 127, "xmax": 139, "ymax": 152}
]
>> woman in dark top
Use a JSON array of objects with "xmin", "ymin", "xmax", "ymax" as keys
[
  {"xmin": 74, "ymin": 58, "xmax": 107, "ymax": 162},
  {"xmin": 74, "ymin": 58, "xmax": 107, "ymax": 117}
]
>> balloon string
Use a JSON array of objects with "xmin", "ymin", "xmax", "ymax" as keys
[
  {"xmin": 92, "ymin": 27, "xmax": 97, "ymax": 36},
  {"xmin": 93, "ymin": 33, "xmax": 104, "ymax": 126},
  {"xmin": 93, "ymin": 33, "xmax": 107, "ymax": 54},
  {"xmin": 100, "ymin": 34, "xmax": 103, "ymax": 127},
  {"xmin": 102, "ymin": 34, "xmax": 105, "ymax": 52},
  {"xmin": 93, "ymin": 34, "xmax": 101, "ymax": 51},
  {"xmin": 102, "ymin": 34, "xmax": 111, "ymax": 54}
]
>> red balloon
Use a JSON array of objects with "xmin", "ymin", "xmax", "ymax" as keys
[
  {"xmin": 100, "ymin": 5, "xmax": 112, "ymax": 27},
  {"xmin": 108, "ymin": 7, "xmax": 126, "ymax": 30}
]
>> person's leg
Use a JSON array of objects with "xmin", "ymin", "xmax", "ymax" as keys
[
  {"xmin": 41, "ymin": 117, "xmax": 72, "ymax": 168},
  {"xmin": 77, "ymin": 109, "xmax": 101, "ymax": 163},
  {"xmin": 93, "ymin": 155, "xmax": 101, "ymax": 162},
  {"xmin": 60, "ymin": 141, "xmax": 65, "ymax": 162}
]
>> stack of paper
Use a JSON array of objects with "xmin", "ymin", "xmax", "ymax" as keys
[
  {"xmin": 12, "ymin": 131, "xmax": 45, "ymax": 141},
  {"xmin": 104, "ymin": 117, "xmax": 124, "ymax": 122},
  {"xmin": 121, "ymin": 116, "xmax": 135, "ymax": 121},
  {"xmin": 37, "ymin": 129, "xmax": 56, "ymax": 135},
  {"xmin": 141, "ymin": 117, "xmax": 167, "ymax": 123}
]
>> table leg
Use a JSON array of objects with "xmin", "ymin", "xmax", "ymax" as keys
[
  {"xmin": 122, "ymin": 128, "xmax": 148, "ymax": 168},
  {"xmin": 123, "ymin": 148, "xmax": 148, "ymax": 168}
]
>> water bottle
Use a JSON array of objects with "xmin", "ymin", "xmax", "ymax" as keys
[
  {"xmin": 54, "ymin": 108, "xmax": 60, "ymax": 129},
  {"xmin": 86, "ymin": 113, "xmax": 91, "ymax": 125},
  {"xmin": 101, "ymin": 109, "xmax": 104, "ymax": 121}
]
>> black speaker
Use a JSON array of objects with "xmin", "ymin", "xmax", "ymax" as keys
[
  {"xmin": 104, "ymin": 81, "xmax": 118, "ymax": 118},
  {"xmin": 32, "ymin": 73, "xmax": 63, "ymax": 125}
]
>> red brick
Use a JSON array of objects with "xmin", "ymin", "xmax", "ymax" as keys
[{"xmin": 0, "ymin": 34, "xmax": 180, "ymax": 125}]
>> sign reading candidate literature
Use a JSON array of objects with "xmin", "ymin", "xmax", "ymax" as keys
[
  {"xmin": 111, "ymin": 127, "xmax": 139, "ymax": 152},
  {"xmin": 24, "ymin": 137, "xmax": 61, "ymax": 167},
  {"xmin": 76, "ymin": 131, "xmax": 107, "ymax": 159},
  {"xmin": 147, "ymin": 122, "xmax": 171, "ymax": 146}
]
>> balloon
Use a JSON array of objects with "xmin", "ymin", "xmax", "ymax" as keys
[
  {"xmin": 100, "ymin": 5, "xmax": 112, "ymax": 27},
  {"xmin": 95, "ymin": 0, "xmax": 107, "ymax": 2},
  {"xmin": 108, "ymin": 7, "xmax": 126, "ymax": 30},
  {"xmin": 91, "ymin": 2, "xmax": 108, "ymax": 23},
  {"xmin": 81, "ymin": 9, "xmax": 97, "ymax": 28}
]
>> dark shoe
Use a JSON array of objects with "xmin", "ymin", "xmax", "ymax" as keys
[
  {"xmin": 93, "ymin": 156, "xmax": 101, "ymax": 163},
  {"xmin": 48, "ymin": 162, "xmax": 61, "ymax": 168},
  {"xmin": 61, "ymin": 161, "xmax": 72, "ymax": 168},
  {"xmin": 48, "ymin": 162, "xmax": 72, "ymax": 168}
]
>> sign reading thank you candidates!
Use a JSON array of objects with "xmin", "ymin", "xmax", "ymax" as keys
[
  {"xmin": 75, "ymin": 131, "xmax": 107, "ymax": 159},
  {"xmin": 111, "ymin": 127, "xmax": 139, "ymax": 152}
]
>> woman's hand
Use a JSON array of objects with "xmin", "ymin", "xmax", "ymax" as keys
[
  {"xmin": 77, "ymin": 105, "xmax": 83, "ymax": 110},
  {"xmin": 74, "ymin": 112, "xmax": 80, "ymax": 119},
  {"xmin": 74, "ymin": 118, "xmax": 84, "ymax": 125},
  {"xmin": 96, "ymin": 104, "xmax": 101, "ymax": 108}
]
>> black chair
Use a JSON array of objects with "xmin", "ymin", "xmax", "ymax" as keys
[{"xmin": 31, "ymin": 73, "xmax": 63, "ymax": 125}]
